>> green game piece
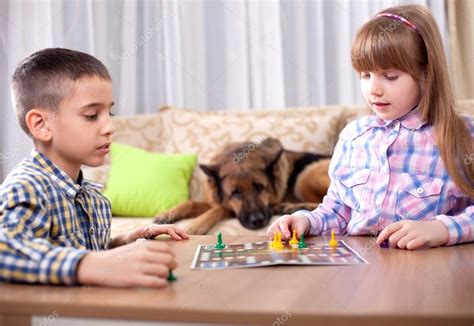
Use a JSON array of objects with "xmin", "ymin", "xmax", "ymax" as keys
[
  {"xmin": 215, "ymin": 232, "xmax": 225, "ymax": 249},
  {"xmin": 167, "ymin": 269, "xmax": 177, "ymax": 282},
  {"xmin": 298, "ymin": 233, "xmax": 308, "ymax": 249}
]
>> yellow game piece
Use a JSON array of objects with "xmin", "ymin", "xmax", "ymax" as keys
[
  {"xmin": 270, "ymin": 232, "xmax": 278, "ymax": 247},
  {"xmin": 271, "ymin": 232, "xmax": 284, "ymax": 249},
  {"xmin": 328, "ymin": 230, "xmax": 338, "ymax": 248},
  {"xmin": 289, "ymin": 229, "xmax": 299, "ymax": 245}
]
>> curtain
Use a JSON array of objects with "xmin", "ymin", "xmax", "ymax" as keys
[
  {"xmin": 0, "ymin": 0, "xmax": 449, "ymax": 180},
  {"xmin": 447, "ymin": 0, "xmax": 474, "ymax": 99}
]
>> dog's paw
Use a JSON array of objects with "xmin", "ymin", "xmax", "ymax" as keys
[
  {"xmin": 153, "ymin": 213, "xmax": 177, "ymax": 224},
  {"xmin": 185, "ymin": 223, "xmax": 210, "ymax": 235}
]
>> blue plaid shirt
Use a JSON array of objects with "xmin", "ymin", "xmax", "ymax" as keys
[
  {"xmin": 0, "ymin": 149, "xmax": 111, "ymax": 285},
  {"xmin": 297, "ymin": 109, "xmax": 474, "ymax": 245}
]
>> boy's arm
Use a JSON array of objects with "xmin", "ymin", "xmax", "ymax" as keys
[
  {"xmin": 110, "ymin": 225, "xmax": 189, "ymax": 248},
  {"xmin": 0, "ymin": 181, "xmax": 89, "ymax": 285}
]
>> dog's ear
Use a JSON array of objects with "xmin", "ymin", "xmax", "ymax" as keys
[
  {"xmin": 265, "ymin": 149, "xmax": 284, "ymax": 193},
  {"xmin": 199, "ymin": 164, "xmax": 224, "ymax": 202},
  {"xmin": 265, "ymin": 149, "xmax": 284, "ymax": 177},
  {"xmin": 200, "ymin": 164, "xmax": 219, "ymax": 179}
]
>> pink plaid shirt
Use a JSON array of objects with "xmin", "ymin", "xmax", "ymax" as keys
[{"xmin": 296, "ymin": 108, "xmax": 474, "ymax": 245}]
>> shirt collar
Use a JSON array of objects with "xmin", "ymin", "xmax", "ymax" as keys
[
  {"xmin": 31, "ymin": 149, "xmax": 103, "ymax": 198},
  {"xmin": 368, "ymin": 106, "xmax": 426, "ymax": 130}
]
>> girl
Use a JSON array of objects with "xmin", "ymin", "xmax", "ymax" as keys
[{"xmin": 267, "ymin": 4, "xmax": 474, "ymax": 249}]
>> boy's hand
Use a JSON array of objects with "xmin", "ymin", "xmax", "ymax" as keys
[
  {"xmin": 111, "ymin": 224, "xmax": 189, "ymax": 248},
  {"xmin": 376, "ymin": 220, "xmax": 449, "ymax": 250},
  {"xmin": 77, "ymin": 239, "xmax": 176, "ymax": 288},
  {"xmin": 266, "ymin": 214, "xmax": 310, "ymax": 240}
]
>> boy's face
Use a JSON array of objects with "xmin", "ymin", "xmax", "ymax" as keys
[
  {"xmin": 360, "ymin": 69, "xmax": 421, "ymax": 121},
  {"xmin": 44, "ymin": 75, "xmax": 115, "ymax": 176}
]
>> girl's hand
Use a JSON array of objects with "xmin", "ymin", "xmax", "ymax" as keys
[
  {"xmin": 111, "ymin": 224, "xmax": 189, "ymax": 248},
  {"xmin": 376, "ymin": 220, "xmax": 449, "ymax": 250},
  {"xmin": 266, "ymin": 214, "xmax": 310, "ymax": 240}
]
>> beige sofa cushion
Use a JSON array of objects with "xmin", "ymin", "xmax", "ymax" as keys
[
  {"xmin": 157, "ymin": 105, "xmax": 362, "ymax": 200},
  {"xmin": 84, "ymin": 105, "xmax": 361, "ymax": 200},
  {"xmin": 86, "ymin": 100, "xmax": 474, "ymax": 236}
]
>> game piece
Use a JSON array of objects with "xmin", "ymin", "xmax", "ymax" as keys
[
  {"xmin": 167, "ymin": 269, "xmax": 177, "ymax": 282},
  {"xmin": 215, "ymin": 232, "xmax": 225, "ymax": 249},
  {"xmin": 270, "ymin": 232, "xmax": 278, "ymax": 247},
  {"xmin": 289, "ymin": 229, "xmax": 299, "ymax": 245},
  {"xmin": 297, "ymin": 233, "xmax": 308, "ymax": 249},
  {"xmin": 328, "ymin": 230, "xmax": 338, "ymax": 248},
  {"xmin": 380, "ymin": 239, "xmax": 389, "ymax": 248},
  {"xmin": 191, "ymin": 239, "xmax": 368, "ymax": 269},
  {"xmin": 271, "ymin": 232, "xmax": 284, "ymax": 249}
]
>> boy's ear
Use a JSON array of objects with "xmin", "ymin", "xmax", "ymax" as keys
[{"xmin": 25, "ymin": 108, "xmax": 52, "ymax": 142}]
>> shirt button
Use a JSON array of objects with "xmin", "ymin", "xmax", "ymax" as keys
[
  {"xmin": 89, "ymin": 227, "xmax": 95, "ymax": 236},
  {"xmin": 416, "ymin": 187, "xmax": 424, "ymax": 194}
]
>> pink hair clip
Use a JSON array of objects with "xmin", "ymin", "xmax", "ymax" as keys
[{"xmin": 375, "ymin": 13, "xmax": 418, "ymax": 32}]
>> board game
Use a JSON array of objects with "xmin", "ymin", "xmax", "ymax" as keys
[{"xmin": 191, "ymin": 239, "xmax": 368, "ymax": 270}]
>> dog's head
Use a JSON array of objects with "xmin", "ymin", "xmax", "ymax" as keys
[{"xmin": 200, "ymin": 139, "xmax": 284, "ymax": 230}]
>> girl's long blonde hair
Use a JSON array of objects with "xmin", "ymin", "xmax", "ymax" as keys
[{"xmin": 351, "ymin": 4, "xmax": 474, "ymax": 197}]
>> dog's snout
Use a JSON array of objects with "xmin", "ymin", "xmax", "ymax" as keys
[
  {"xmin": 239, "ymin": 209, "xmax": 272, "ymax": 230},
  {"xmin": 249, "ymin": 213, "xmax": 264, "ymax": 225},
  {"xmin": 246, "ymin": 215, "xmax": 264, "ymax": 229}
]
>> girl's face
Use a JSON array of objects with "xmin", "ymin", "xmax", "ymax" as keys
[{"xmin": 360, "ymin": 68, "xmax": 421, "ymax": 121}]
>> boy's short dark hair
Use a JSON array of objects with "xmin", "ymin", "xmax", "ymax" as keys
[{"xmin": 11, "ymin": 48, "xmax": 111, "ymax": 135}]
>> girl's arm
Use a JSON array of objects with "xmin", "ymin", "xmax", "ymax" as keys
[
  {"xmin": 292, "ymin": 180, "xmax": 352, "ymax": 235},
  {"xmin": 435, "ymin": 204, "xmax": 474, "ymax": 245},
  {"xmin": 291, "ymin": 131, "xmax": 354, "ymax": 235},
  {"xmin": 375, "ymin": 205, "xmax": 473, "ymax": 249}
]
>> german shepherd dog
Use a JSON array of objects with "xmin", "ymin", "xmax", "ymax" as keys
[{"xmin": 153, "ymin": 138, "xmax": 331, "ymax": 234}]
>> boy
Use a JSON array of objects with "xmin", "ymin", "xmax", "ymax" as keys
[{"xmin": 0, "ymin": 48, "xmax": 188, "ymax": 287}]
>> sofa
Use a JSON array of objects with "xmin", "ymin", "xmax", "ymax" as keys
[{"xmin": 82, "ymin": 100, "xmax": 474, "ymax": 238}]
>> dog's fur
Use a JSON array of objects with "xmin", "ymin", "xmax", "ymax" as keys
[{"xmin": 153, "ymin": 138, "xmax": 331, "ymax": 234}]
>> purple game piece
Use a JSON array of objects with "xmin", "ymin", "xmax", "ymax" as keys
[{"xmin": 380, "ymin": 239, "xmax": 389, "ymax": 248}]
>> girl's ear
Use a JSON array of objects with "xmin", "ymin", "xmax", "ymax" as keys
[{"xmin": 25, "ymin": 108, "xmax": 53, "ymax": 142}]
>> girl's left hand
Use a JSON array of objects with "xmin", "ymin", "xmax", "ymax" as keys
[
  {"xmin": 376, "ymin": 220, "xmax": 449, "ymax": 250},
  {"xmin": 112, "ymin": 224, "xmax": 189, "ymax": 248}
]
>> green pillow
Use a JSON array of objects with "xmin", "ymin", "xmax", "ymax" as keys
[{"xmin": 104, "ymin": 143, "xmax": 196, "ymax": 217}]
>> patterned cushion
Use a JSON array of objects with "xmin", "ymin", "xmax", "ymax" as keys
[
  {"xmin": 84, "ymin": 100, "xmax": 474, "ymax": 236},
  {"xmin": 157, "ymin": 105, "xmax": 351, "ymax": 200},
  {"xmin": 84, "ymin": 105, "xmax": 357, "ymax": 201}
]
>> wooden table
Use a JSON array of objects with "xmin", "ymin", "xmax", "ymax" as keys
[{"xmin": 1, "ymin": 235, "xmax": 473, "ymax": 326}]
